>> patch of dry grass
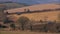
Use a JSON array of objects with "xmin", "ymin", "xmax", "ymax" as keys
[{"xmin": 0, "ymin": 31, "xmax": 60, "ymax": 34}]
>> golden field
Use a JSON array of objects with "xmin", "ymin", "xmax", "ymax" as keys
[
  {"xmin": 6, "ymin": 4, "xmax": 60, "ymax": 13},
  {"xmin": 0, "ymin": 4, "xmax": 60, "ymax": 34},
  {"xmin": 6, "ymin": 4, "xmax": 60, "ymax": 22},
  {"xmin": 7, "ymin": 11, "xmax": 60, "ymax": 21}
]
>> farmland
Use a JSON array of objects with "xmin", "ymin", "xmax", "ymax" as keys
[{"xmin": 0, "ymin": 31, "xmax": 60, "ymax": 34}]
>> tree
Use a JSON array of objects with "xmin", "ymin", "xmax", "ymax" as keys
[
  {"xmin": 24, "ymin": 9, "xmax": 30, "ymax": 12},
  {"xmin": 27, "ymin": 9, "xmax": 30, "ymax": 12},
  {"xmin": 10, "ymin": 23, "xmax": 16, "ymax": 30},
  {"xmin": 39, "ymin": 20, "xmax": 43, "ymax": 23},
  {"xmin": 17, "ymin": 16, "xmax": 30, "ymax": 30},
  {"xmin": 43, "ymin": 25, "xmax": 48, "ymax": 32},
  {"xmin": 58, "ymin": 13, "xmax": 60, "ymax": 23},
  {"xmin": 30, "ymin": 23, "xmax": 33, "ymax": 31}
]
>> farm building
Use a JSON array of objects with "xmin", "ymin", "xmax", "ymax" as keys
[{"xmin": 6, "ymin": 4, "xmax": 60, "ymax": 22}]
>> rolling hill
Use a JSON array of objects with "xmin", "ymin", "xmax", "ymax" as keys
[
  {"xmin": 6, "ymin": 4, "xmax": 60, "ymax": 21},
  {"xmin": 0, "ymin": 2, "xmax": 29, "ymax": 10},
  {"xmin": 7, "ymin": 4, "xmax": 60, "ymax": 13}
]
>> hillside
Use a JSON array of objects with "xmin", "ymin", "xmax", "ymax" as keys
[
  {"xmin": 0, "ymin": 2, "xmax": 29, "ymax": 9},
  {"xmin": 6, "ymin": 4, "xmax": 60, "ymax": 21},
  {"xmin": 6, "ymin": 4, "xmax": 60, "ymax": 13}
]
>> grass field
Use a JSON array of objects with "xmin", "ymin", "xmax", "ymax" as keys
[{"xmin": 0, "ymin": 31, "xmax": 60, "ymax": 34}]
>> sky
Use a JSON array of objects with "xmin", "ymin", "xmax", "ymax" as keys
[{"xmin": 0, "ymin": 0, "xmax": 60, "ymax": 5}]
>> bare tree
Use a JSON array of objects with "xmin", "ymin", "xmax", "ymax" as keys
[
  {"xmin": 17, "ymin": 16, "xmax": 30, "ymax": 30},
  {"xmin": 24, "ymin": 9, "xmax": 30, "ymax": 12}
]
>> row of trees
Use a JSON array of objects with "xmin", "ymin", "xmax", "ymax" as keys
[
  {"xmin": 0, "ymin": 15, "xmax": 60, "ymax": 32},
  {"xmin": 1, "ymin": 16, "xmax": 31, "ymax": 31}
]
